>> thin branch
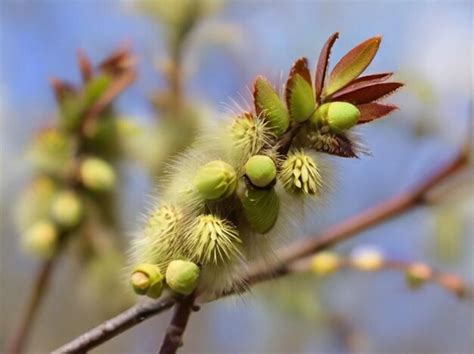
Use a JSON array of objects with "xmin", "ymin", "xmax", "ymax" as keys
[
  {"xmin": 7, "ymin": 257, "xmax": 58, "ymax": 354},
  {"xmin": 158, "ymin": 294, "xmax": 197, "ymax": 354},
  {"xmin": 244, "ymin": 149, "xmax": 467, "ymax": 286},
  {"xmin": 52, "ymin": 148, "xmax": 468, "ymax": 353},
  {"xmin": 52, "ymin": 297, "xmax": 176, "ymax": 354}
]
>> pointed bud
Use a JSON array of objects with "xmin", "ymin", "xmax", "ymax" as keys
[
  {"xmin": 405, "ymin": 263, "xmax": 432, "ymax": 289},
  {"xmin": 22, "ymin": 220, "xmax": 59, "ymax": 258},
  {"xmin": 312, "ymin": 102, "xmax": 360, "ymax": 131},
  {"xmin": 310, "ymin": 251, "xmax": 341, "ymax": 276},
  {"xmin": 241, "ymin": 186, "xmax": 280, "ymax": 234},
  {"xmin": 130, "ymin": 263, "xmax": 164, "ymax": 298},
  {"xmin": 50, "ymin": 190, "xmax": 83, "ymax": 229},
  {"xmin": 80, "ymin": 157, "xmax": 116, "ymax": 192},
  {"xmin": 280, "ymin": 150, "xmax": 323, "ymax": 195},
  {"xmin": 193, "ymin": 161, "xmax": 237, "ymax": 200},
  {"xmin": 245, "ymin": 155, "xmax": 277, "ymax": 188},
  {"xmin": 166, "ymin": 260, "xmax": 200, "ymax": 296},
  {"xmin": 350, "ymin": 246, "xmax": 384, "ymax": 271}
]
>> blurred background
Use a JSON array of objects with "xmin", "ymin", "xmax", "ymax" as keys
[{"xmin": 0, "ymin": 1, "xmax": 472, "ymax": 353}]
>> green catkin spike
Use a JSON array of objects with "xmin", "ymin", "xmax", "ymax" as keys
[
  {"xmin": 311, "ymin": 102, "xmax": 360, "ymax": 131},
  {"xmin": 193, "ymin": 160, "xmax": 237, "ymax": 200},
  {"xmin": 230, "ymin": 113, "xmax": 273, "ymax": 162},
  {"xmin": 183, "ymin": 214, "xmax": 242, "ymax": 265},
  {"xmin": 254, "ymin": 76, "xmax": 290, "ymax": 136},
  {"xmin": 130, "ymin": 263, "xmax": 164, "ymax": 298},
  {"xmin": 287, "ymin": 74, "xmax": 315, "ymax": 123},
  {"xmin": 241, "ymin": 186, "xmax": 280, "ymax": 234},
  {"xmin": 80, "ymin": 157, "xmax": 116, "ymax": 192},
  {"xmin": 166, "ymin": 260, "xmax": 200, "ymax": 295},
  {"xmin": 50, "ymin": 190, "xmax": 83, "ymax": 229},
  {"xmin": 138, "ymin": 204, "xmax": 183, "ymax": 268},
  {"xmin": 245, "ymin": 155, "xmax": 277, "ymax": 188},
  {"xmin": 280, "ymin": 150, "xmax": 323, "ymax": 195}
]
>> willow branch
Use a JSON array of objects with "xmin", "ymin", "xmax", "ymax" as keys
[
  {"xmin": 7, "ymin": 257, "xmax": 58, "ymax": 354},
  {"xmin": 51, "ymin": 297, "xmax": 176, "ymax": 354},
  {"xmin": 52, "ymin": 148, "xmax": 468, "ymax": 353},
  {"xmin": 158, "ymin": 294, "xmax": 197, "ymax": 354}
]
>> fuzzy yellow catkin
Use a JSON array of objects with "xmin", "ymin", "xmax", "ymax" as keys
[
  {"xmin": 22, "ymin": 220, "xmax": 59, "ymax": 258},
  {"xmin": 310, "ymin": 251, "xmax": 341, "ymax": 276}
]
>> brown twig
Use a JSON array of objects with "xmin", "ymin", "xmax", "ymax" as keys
[
  {"xmin": 7, "ymin": 256, "xmax": 58, "ymax": 354},
  {"xmin": 51, "ymin": 297, "xmax": 176, "ymax": 354},
  {"xmin": 158, "ymin": 294, "xmax": 197, "ymax": 354},
  {"xmin": 52, "ymin": 147, "xmax": 468, "ymax": 353}
]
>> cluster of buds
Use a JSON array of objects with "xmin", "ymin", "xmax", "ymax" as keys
[
  {"xmin": 130, "ymin": 33, "xmax": 402, "ymax": 298},
  {"xmin": 18, "ymin": 49, "xmax": 135, "ymax": 259}
]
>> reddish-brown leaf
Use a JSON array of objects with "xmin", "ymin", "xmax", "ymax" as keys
[
  {"xmin": 77, "ymin": 49, "xmax": 93, "ymax": 83},
  {"xmin": 50, "ymin": 78, "xmax": 77, "ymax": 104},
  {"xmin": 350, "ymin": 72, "xmax": 393, "ymax": 85},
  {"xmin": 331, "ymin": 82, "xmax": 404, "ymax": 105},
  {"xmin": 314, "ymin": 32, "xmax": 339, "ymax": 103},
  {"xmin": 324, "ymin": 36, "xmax": 382, "ymax": 96},
  {"xmin": 307, "ymin": 130, "xmax": 360, "ymax": 158},
  {"xmin": 285, "ymin": 57, "xmax": 311, "ymax": 105},
  {"xmin": 99, "ymin": 45, "xmax": 135, "ymax": 76},
  {"xmin": 357, "ymin": 102, "xmax": 398, "ymax": 124}
]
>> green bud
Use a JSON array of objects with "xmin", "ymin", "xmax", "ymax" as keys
[
  {"xmin": 166, "ymin": 260, "xmax": 200, "ymax": 296},
  {"xmin": 80, "ymin": 157, "xmax": 116, "ymax": 192},
  {"xmin": 312, "ymin": 102, "xmax": 360, "ymax": 131},
  {"xmin": 50, "ymin": 190, "xmax": 83, "ymax": 229},
  {"xmin": 193, "ymin": 160, "xmax": 237, "ymax": 200},
  {"xmin": 22, "ymin": 220, "xmax": 58, "ymax": 258},
  {"xmin": 131, "ymin": 263, "xmax": 164, "ymax": 298},
  {"xmin": 242, "ymin": 186, "xmax": 280, "ymax": 234},
  {"xmin": 405, "ymin": 263, "xmax": 432, "ymax": 289},
  {"xmin": 245, "ymin": 155, "xmax": 276, "ymax": 188}
]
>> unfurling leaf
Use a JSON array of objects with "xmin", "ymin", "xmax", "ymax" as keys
[
  {"xmin": 357, "ymin": 102, "xmax": 398, "ymax": 124},
  {"xmin": 324, "ymin": 36, "xmax": 382, "ymax": 97},
  {"xmin": 315, "ymin": 32, "xmax": 339, "ymax": 103},
  {"xmin": 285, "ymin": 58, "xmax": 314, "ymax": 123},
  {"xmin": 331, "ymin": 81, "xmax": 403, "ymax": 105},
  {"xmin": 253, "ymin": 76, "xmax": 290, "ymax": 136}
]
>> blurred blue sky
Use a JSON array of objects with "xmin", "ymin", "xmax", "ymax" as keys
[{"xmin": 1, "ymin": 1, "xmax": 472, "ymax": 353}]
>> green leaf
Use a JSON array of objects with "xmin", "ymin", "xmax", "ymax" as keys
[
  {"xmin": 324, "ymin": 36, "xmax": 382, "ymax": 97},
  {"xmin": 253, "ymin": 76, "xmax": 290, "ymax": 136},
  {"xmin": 285, "ymin": 58, "xmax": 315, "ymax": 123}
]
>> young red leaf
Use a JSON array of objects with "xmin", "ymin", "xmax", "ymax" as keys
[
  {"xmin": 350, "ymin": 72, "xmax": 393, "ymax": 85},
  {"xmin": 315, "ymin": 32, "xmax": 339, "ymax": 103},
  {"xmin": 285, "ymin": 58, "xmax": 314, "ymax": 122},
  {"xmin": 357, "ymin": 102, "xmax": 398, "ymax": 124},
  {"xmin": 253, "ymin": 76, "xmax": 290, "ymax": 136},
  {"xmin": 324, "ymin": 36, "xmax": 382, "ymax": 97},
  {"xmin": 331, "ymin": 82, "xmax": 403, "ymax": 105},
  {"xmin": 50, "ymin": 78, "xmax": 77, "ymax": 104}
]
